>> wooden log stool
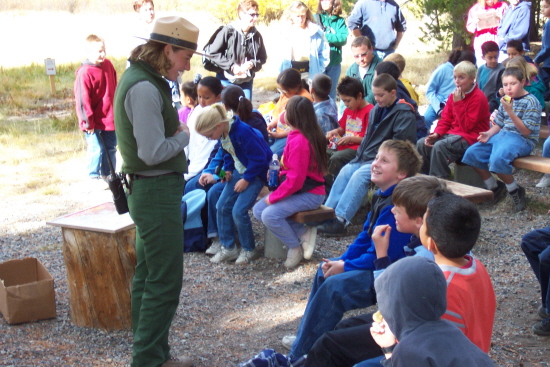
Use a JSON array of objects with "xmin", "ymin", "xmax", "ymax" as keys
[
  {"xmin": 47, "ymin": 202, "xmax": 136, "ymax": 331},
  {"xmin": 264, "ymin": 205, "xmax": 335, "ymax": 259}
]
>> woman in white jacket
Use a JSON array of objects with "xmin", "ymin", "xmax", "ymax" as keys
[{"xmin": 279, "ymin": 1, "xmax": 330, "ymax": 83}]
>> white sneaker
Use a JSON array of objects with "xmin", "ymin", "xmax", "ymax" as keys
[
  {"xmin": 536, "ymin": 174, "xmax": 550, "ymax": 188},
  {"xmin": 235, "ymin": 248, "xmax": 260, "ymax": 264},
  {"xmin": 205, "ymin": 239, "xmax": 221, "ymax": 255},
  {"xmin": 300, "ymin": 226, "xmax": 317, "ymax": 260},
  {"xmin": 282, "ymin": 335, "xmax": 296, "ymax": 350},
  {"xmin": 210, "ymin": 246, "xmax": 239, "ymax": 263},
  {"xmin": 284, "ymin": 246, "xmax": 303, "ymax": 269}
]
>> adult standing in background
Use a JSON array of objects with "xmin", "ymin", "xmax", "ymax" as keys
[
  {"xmin": 205, "ymin": 0, "xmax": 267, "ymax": 100},
  {"xmin": 467, "ymin": 0, "xmax": 508, "ymax": 66},
  {"xmin": 347, "ymin": 0, "xmax": 406, "ymax": 59},
  {"xmin": 315, "ymin": 0, "xmax": 348, "ymax": 99},
  {"xmin": 279, "ymin": 1, "xmax": 330, "ymax": 83},
  {"xmin": 115, "ymin": 16, "xmax": 198, "ymax": 367},
  {"xmin": 497, "ymin": 0, "xmax": 531, "ymax": 61}
]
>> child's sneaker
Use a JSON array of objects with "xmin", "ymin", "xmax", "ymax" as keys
[
  {"xmin": 536, "ymin": 174, "xmax": 550, "ymax": 188},
  {"xmin": 281, "ymin": 335, "xmax": 296, "ymax": 350},
  {"xmin": 300, "ymin": 226, "xmax": 317, "ymax": 260},
  {"xmin": 491, "ymin": 180, "xmax": 508, "ymax": 204},
  {"xmin": 317, "ymin": 217, "xmax": 346, "ymax": 236},
  {"xmin": 235, "ymin": 248, "xmax": 260, "ymax": 264},
  {"xmin": 284, "ymin": 246, "xmax": 303, "ymax": 269},
  {"xmin": 205, "ymin": 239, "xmax": 221, "ymax": 255},
  {"xmin": 210, "ymin": 246, "xmax": 239, "ymax": 263},
  {"xmin": 532, "ymin": 317, "xmax": 550, "ymax": 336},
  {"xmin": 509, "ymin": 186, "xmax": 526, "ymax": 212}
]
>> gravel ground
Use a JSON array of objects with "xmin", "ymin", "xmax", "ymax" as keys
[{"xmin": 2, "ymin": 143, "xmax": 550, "ymax": 367}]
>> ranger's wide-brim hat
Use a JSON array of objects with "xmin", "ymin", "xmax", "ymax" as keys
[{"xmin": 137, "ymin": 16, "xmax": 205, "ymax": 56}]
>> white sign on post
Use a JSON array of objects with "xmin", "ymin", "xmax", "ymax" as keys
[{"xmin": 44, "ymin": 58, "xmax": 56, "ymax": 76}]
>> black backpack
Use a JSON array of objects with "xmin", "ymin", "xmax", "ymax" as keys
[{"xmin": 202, "ymin": 25, "xmax": 235, "ymax": 73}]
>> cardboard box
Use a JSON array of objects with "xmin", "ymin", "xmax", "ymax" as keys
[{"xmin": 0, "ymin": 258, "xmax": 56, "ymax": 324}]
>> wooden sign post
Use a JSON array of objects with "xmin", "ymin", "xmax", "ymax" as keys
[{"xmin": 44, "ymin": 58, "xmax": 56, "ymax": 95}]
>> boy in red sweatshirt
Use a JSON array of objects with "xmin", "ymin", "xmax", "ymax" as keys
[
  {"xmin": 74, "ymin": 34, "xmax": 118, "ymax": 182},
  {"xmin": 416, "ymin": 61, "xmax": 490, "ymax": 179}
]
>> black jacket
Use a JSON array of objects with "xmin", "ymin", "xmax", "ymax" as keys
[{"xmin": 207, "ymin": 24, "xmax": 267, "ymax": 78}]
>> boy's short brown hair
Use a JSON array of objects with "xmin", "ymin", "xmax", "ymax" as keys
[
  {"xmin": 372, "ymin": 73, "xmax": 397, "ymax": 93},
  {"xmin": 393, "ymin": 176, "xmax": 450, "ymax": 219},
  {"xmin": 86, "ymin": 34, "xmax": 104, "ymax": 44},
  {"xmin": 383, "ymin": 53, "xmax": 406, "ymax": 74},
  {"xmin": 311, "ymin": 74, "xmax": 332, "ymax": 100},
  {"xmin": 379, "ymin": 140, "xmax": 422, "ymax": 178}
]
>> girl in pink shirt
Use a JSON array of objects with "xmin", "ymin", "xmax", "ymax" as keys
[{"xmin": 253, "ymin": 95, "xmax": 328, "ymax": 269}]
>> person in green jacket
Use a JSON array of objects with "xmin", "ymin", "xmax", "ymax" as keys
[
  {"xmin": 343, "ymin": 36, "xmax": 381, "ymax": 108},
  {"xmin": 315, "ymin": 0, "xmax": 348, "ymax": 99}
]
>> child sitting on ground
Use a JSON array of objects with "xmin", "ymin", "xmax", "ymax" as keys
[
  {"xmin": 267, "ymin": 68, "xmax": 313, "ymax": 157},
  {"xmin": 462, "ymin": 67, "xmax": 541, "ymax": 212},
  {"xmin": 318, "ymin": 74, "xmax": 417, "ymax": 236},
  {"xmin": 310, "ymin": 73, "xmax": 339, "ymax": 135},
  {"xmin": 253, "ymin": 96, "xmax": 328, "ymax": 268},
  {"xmin": 371, "ymin": 256, "xmax": 494, "ymax": 366},
  {"xmin": 325, "ymin": 76, "xmax": 373, "ymax": 184},
  {"xmin": 383, "ymin": 52, "xmax": 419, "ymax": 104},
  {"xmin": 178, "ymin": 78, "xmax": 198, "ymax": 125},
  {"xmin": 282, "ymin": 140, "xmax": 422, "ymax": 362},
  {"xmin": 417, "ymin": 61, "xmax": 490, "ymax": 179},
  {"xmin": 477, "ymin": 41, "xmax": 505, "ymax": 112}
]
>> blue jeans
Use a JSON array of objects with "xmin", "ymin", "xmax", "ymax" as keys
[
  {"xmin": 216, "ymin": 73, "xmax": 253, "ymax": 100},
  {"xmin": 374, "ymin": 48, "xmax": 394, "ymax": 59},
  {"xmin": 207, "ymin": 181, "xmax": 225, "ymax": 237},
  {"xmin": 253, "ymin": 192, "xmax": 325, "ymax": 249},
  {"xmin": 85, "ymin": 130, "xmax": 117, "ymax": 178},
  {"xmin": 325, "ymin": 162, "xmax": 372, "ymax": 222},
  {"xmin": 543, "ymin": 137, "xmax": 550, "ymax": 158},
  {"xmin": 288, "ymin": 264, "xmax": 376, "ymax": 359},
  {"xmin": 462, "ymin": 130, "xmax": 534, "ymax": 175},
  {"xmin": 423, "ymin": 104, "xmax": 439, "ymax": 131},
  {"xmin": 324, "ymin": 64, "xmax": 342, "ymax": 100},
  {"xmin": 270, "ymin": 137, "xmax": 287, "ymax": 158},
  {"xmin": 217, "ymin": 170, "xmax": 264, "ymax": 251},
  {"xmin": 521, "ymin": 227, "xmax": 550, "ymax": 313}
]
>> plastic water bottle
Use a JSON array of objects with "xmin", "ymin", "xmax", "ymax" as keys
[{"xmin": 268, "ymin": 154, "xmax": 280, "ymax": 191}]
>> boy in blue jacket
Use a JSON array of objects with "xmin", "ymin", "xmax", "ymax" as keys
[{"xmin": 283, "ymin": 139, "xmax": 422, "ymax": 362}]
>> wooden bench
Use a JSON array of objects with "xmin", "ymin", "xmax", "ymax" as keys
[
  {"xmin": 264, "ymin": 205, "xmax": 335, "ymax": 259},
  {"xmin": 443, "ymin": 179, "xmax": 494, "ymax": 203}
]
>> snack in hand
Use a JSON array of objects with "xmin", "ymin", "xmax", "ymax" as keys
[
  {"xmin": 373, "ymin": 310, "xmax": 384, "ymax": 323},
  {"xmin": 503, "ymin": 95, "xmax": 511, "ymax": 103}
]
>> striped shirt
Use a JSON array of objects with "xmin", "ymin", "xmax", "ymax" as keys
[{"xmin": 493, "ymin": 92, "xmax": 541, "ymax": 148}]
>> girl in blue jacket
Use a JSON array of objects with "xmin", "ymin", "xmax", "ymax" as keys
[{"xmin": 196, "ymin": 104, "xmax": 272, "ymax": 264}]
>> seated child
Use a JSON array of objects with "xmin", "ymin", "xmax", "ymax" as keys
[
  {"xmin": 282, "ymin": 140, "xmax": 422, "ymax": 362},
  {"xmin": 371, "ymin": 256, "xmax": 495, "ymax": 366},
  {"xmin": 506, "ymin": 39, "xmax": 550, "ymax": 98},
  {"xmin": 520, "ymin": 226, "xmax": 550, "ymax": 336},
  {"xmin": 318, "ymin": 74, "xmax": 417, "ymax": 236},
  {"xmin": 253, "ymin": 96, "xmax": 328, "ymax": 268},
  {"xmin": 417, "ymin": 61, "xmax": 490, "ymax": 179},
  {"xmin": 310, "ymin": 73, "xmax": 339, "ymax": 135},
  {"xmin": 326, "ymin": 76, "xmax": 373, "ymax": 182},
  {"xmin": 375, "ymin": 61, "xmax": 428, "ymax": 139},
  {"xmin": 462, "ymin": 67, "xmax": 541, "ymax": 212},
  {"xmin": 178, "ymin": 77, "xmax": 198, "ymax": 125},
  {"xmin": 267, "ymin": 68, "xmax": 313, "ymax": 157},
  {"xmin": 501, "ymin": 56, "xmax": 546, "ymax": 108},
  {"xmin": 302, "ymin": 175, "xmax": 450, "ymax": 367},
  {"xmin": 477, "ymin": 41, "xmax": 505, "ymax": 112},
  {"xmin": 383, "ymin": 52, "xmax": 419, "ymax": 104},
  {"xmin": 423, "ymin": 49, "xmax": 477, "ymax": 130}
]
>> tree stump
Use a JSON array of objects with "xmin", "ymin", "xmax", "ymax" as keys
[{"xmin": 47, "ymin": 202, "xmax": 136, "ymax": 331}]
